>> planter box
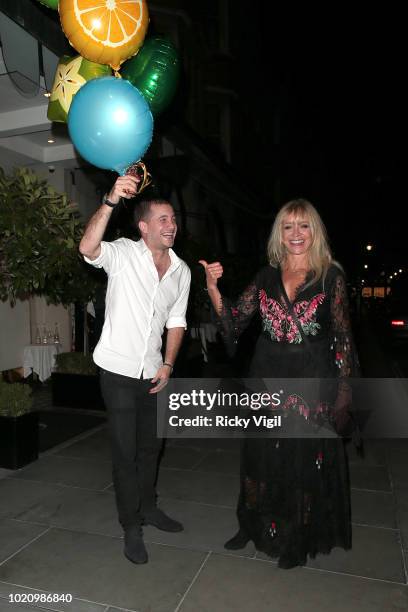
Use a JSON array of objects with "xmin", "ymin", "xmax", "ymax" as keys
[
  {"xmin": 0, "ymin": 412, "xmax": 39, "ymax": 470},
  {"xmin": 51, "ymin": 372, "xmax": 104, "ymax": 410}
]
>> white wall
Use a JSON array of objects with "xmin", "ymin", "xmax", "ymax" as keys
[
  {"xmin": 0, "ymin": 155, "xmax": 68, "ymax": 194},
  {"xmin": 28, "ymin": 162, "xmax": 65, "ymax": 193},
  {"xmin": 0, "ymin": 299, "xmax": 30, "ymax": 371},
  {"xmin": 0, "ymin": 146, "xmax": 36, "ymax": 173}
]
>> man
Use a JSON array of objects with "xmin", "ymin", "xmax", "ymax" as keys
[{"xmin": 79, "ymin": 174, "xmax": 191, "ymax": 564}]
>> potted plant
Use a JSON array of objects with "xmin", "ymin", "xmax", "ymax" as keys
[
  {"xmin": 51, "ymin": 352, "xmax": 104, "ymax": 410},
  {"xmin": 0, "ymin": 379, "xmax": 38, "ymax": 469}
]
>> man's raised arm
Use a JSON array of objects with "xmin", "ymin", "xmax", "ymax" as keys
[{"xmin": 79, "ymin": 175, "xmax": 139, "ymax": 260}]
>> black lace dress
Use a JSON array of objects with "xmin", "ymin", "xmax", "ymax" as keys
[{"xmin": 218, "ymin": 263, "xmax": 358, "ymax": 569}]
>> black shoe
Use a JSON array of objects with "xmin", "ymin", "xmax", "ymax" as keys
[
  {"xmin": 224, "ymin": 529, "xmax": 251, "ymax": 550},
  {"xmin": 124, "ymin": 526, "xmax": 148, "ymax": 564},
  {"xmin": 143, "ymin": 508, "xmax": 184, "ymax": 532}
]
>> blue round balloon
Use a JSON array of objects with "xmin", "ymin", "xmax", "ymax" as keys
[{"xmin": 68, "ymin": 76, "xmax": 153, "ymax": 174}]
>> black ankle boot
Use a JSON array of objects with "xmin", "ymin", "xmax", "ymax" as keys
[
  {"xmin": 224, "ymin": 529, "xmax": 251, "ymax": 550},
  {"xmin": 143, "ymin": 508, "xmax": 183, "ymax": 532},
  {"xmin": 124, "ymin": 526, "xmax": 148, "ymax": 564}
]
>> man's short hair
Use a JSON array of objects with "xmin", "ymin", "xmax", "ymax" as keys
[{"xmin": 133, "ymin": 199, "xmax": 172, "ymax": 234}]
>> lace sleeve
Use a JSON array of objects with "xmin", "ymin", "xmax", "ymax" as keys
[
  {"xmin": 329, "ymin": 271, "xmax": 362, "ymax": 449},
  {"xmin": 217, "ymin": 279, "xmax": 259, "ymax": 357},
  {"xmin": 330, "ymin": 272, "xmax": 359, "ymax": 378}
]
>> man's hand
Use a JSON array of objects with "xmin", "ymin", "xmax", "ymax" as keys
[
  {"xmin": 198, "ymin": 260, "xmax": 223, "ymax": 290},
  {"xmin": 149, "ymin": 365, "xmax": 171, "ymax": 394},
  {"xmin": 106, "ymin": 174, "xmax": 141, "ymax": 205}
]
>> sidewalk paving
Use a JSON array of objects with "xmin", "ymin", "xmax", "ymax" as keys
[
  {"xmin": 0, "ymin": 417, "xmax": 407, "ymax": 611},
  {"xmin": 1, "ymin": 316, "xmax": 408, "ymax": 611}
]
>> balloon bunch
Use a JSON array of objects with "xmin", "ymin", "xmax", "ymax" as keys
[{"xmin": 43, "ymin": 0, "xmax": 180, "ymax": 181}]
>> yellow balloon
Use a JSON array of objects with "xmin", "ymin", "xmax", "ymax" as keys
[{"xmin": 59, "ymin": 0, "xmax": 149, "ymax": 71}]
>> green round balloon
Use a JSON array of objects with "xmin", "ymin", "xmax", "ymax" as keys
[
  {"xmin": 37, "ymin": 0, "xmax": 59, "ymax": 9},
  {"xmin": 121, "ymin": 37, "xmax": 179, "ymax": 116}
]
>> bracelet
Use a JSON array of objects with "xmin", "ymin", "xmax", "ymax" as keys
[
  {"xmin": 163, "ymin": 362, "xmax": 174, "ymax": 373},
  {"xmin": 102, "ymin": 193, "xmax": 118, "ymax": 208}
]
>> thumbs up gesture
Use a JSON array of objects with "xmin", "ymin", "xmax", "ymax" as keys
[{"xmin": 198, "ymin": 260, "xmax": 223, "ymax": 290}]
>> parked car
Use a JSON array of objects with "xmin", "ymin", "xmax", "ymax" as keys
[
  {"xmin": 388, "ymin": 302, "xmax": 408, "ymax": 342},
  {"xmin": 385, "ymin": 281, "xmax": 408, "ymax": 343}
]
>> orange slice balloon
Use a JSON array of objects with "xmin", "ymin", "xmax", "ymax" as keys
[{"xmin": 59, "ymin": 0, "xmax": 149, "ymax": 71}]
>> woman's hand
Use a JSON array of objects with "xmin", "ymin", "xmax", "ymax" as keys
[
  {"xmin": 198, "ymin": 260, "xmax": 223, "ymax": 290},
  {"xmin": 333, "ymin": 381, "xmax": 352, "ymax": 434}
]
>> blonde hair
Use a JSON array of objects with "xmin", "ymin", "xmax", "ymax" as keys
[{"xmin": 267, "ymin": 198, "xmax": 334, "ymax": 287}]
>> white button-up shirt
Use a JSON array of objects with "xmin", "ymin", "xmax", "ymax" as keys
[{"xmin": 84, "ymin": 238, "xmax": 191, "ymax": 378}]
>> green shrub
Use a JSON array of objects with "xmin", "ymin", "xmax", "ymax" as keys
[
  {"xmin": 0, "ymin": 379, "xmax": 33, "ymax": 417},
  {"xmin": 0, "ymin": 167, "xmax": 101, "ymax": 305},
  {"xmin": 54, "ymin": 352, "xmax": 98, "ymax": 376}
]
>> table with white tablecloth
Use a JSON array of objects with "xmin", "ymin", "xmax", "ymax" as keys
[{"xmin": 23, "ymin": 344, "xmax": 61, "ymax": 382}]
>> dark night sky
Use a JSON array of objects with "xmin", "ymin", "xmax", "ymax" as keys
[
  {"xmin": 257, "ymin": 6, "xmax": 405, "ymax": 277},
  {"xmin": 29, "ymin": 2, "xmax": 404, "ymax": 278}
]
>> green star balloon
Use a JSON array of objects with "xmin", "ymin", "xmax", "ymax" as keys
[
  {"xmin": 47, "ymin": 55, "xmax": 111, "ymax": 123},
  {"xmin": 121, "ymin": 37, "xmax": 180, "ymax": 116},
  {"xmin": 37, "ymin": 0, "xmax": 59, "ymax": 9}
]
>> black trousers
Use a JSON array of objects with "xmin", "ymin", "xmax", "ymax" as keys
[{"xmin": 100, "ymin": 369, "xmax": 163, "ymax": 529}]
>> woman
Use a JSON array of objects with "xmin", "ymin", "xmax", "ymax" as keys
[{"xmin": 199, "ymin": 198, "xmax": 359, "ymax": 569}]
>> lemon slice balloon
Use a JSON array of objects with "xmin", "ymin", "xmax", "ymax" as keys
[{"xmin": 59, "ymin": 0, "xmax": 149, "ymax": 71}]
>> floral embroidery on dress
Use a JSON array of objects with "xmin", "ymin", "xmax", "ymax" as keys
[
  {"xmin": 269, "ymin": 521, "xmax": 277, "ymax": 537},
  {"xmin": 259, "ymin": 290, "xmax": 326, "ymax": 343},
  {"xmin": 282, "ymin": 394, "xmax": 331, "ymax": 424}
]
